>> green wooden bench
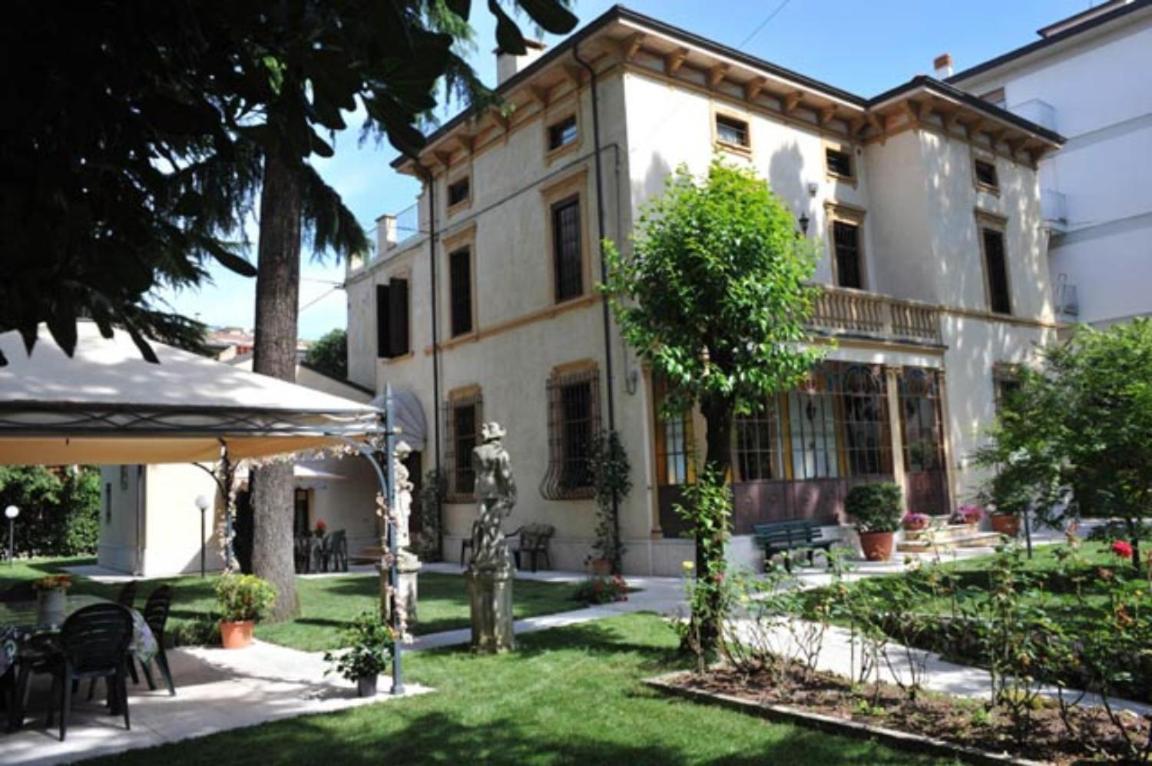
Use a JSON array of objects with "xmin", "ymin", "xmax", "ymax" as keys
[{"xmin": 753, "ymin": 520, "xmax": 834, "ymax": 572}]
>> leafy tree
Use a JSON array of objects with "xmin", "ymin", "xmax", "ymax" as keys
[
  {"xmin": 0, "ymin": 0, "xmax": 576, "ymax": 366},
  {"xmin": 0, "ymin": 466, "xmax": 102, "ymax": 557},
  {"xmin": 305, "ymin": 329, "xmax": 349, "ymax": 380},
  {"xmin": 603, "ymin": 161, "xmax": 822, "ymax": 653},
  {"xmin": 976, "ymin": 319, "xmax": 1152, "ymax": 572}
]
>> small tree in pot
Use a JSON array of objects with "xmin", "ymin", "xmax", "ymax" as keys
[
  {"xmin": 587, "ymin": 430, "xmax": 632, "ymax": 576},
  {"xmin": 215, "ymin": 574, "xmax": 277, "ymax": 649},
  {"xmin": 324, "ymin": 611, "xmax": 396, "ymax": 697},
  {"xmin": 846, "ymin": 483, "xmax": 904, "ymax": 562}
]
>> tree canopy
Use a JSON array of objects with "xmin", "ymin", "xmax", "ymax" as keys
[
  {"xmin": 602, "ymin": 160, "xmax": 821, "ymax": 654},
  {"xmin": 0, "ymin": 0, "xmax": 576, "ymax": 365},
  {"xmin": 976, "ymin": 319, "xmax": 1152, "ymax": 569},
  {"xmin": 304, "ymin": 329, "xmax": 349, "ymax": 380}
]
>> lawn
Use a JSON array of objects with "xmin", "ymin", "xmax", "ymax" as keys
[
  {"xmin": 82, "ymin": 612, "xmax": 943, "ymax": 766},
  {"xmin": 0, "ymin": 558, "xmax": 582, "ymax": 651}
]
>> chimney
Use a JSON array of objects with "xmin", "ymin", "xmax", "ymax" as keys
[
  {"xmin": 496, "ymin": 40, "xmax": 547, "ymax": 86},
  {"xmin": 933, "ymin": 53, "xmax": 954, "ymax": 79},
  {"xmin": 376, "ymin": 213, "xmax": 397, "ymax": 254}
]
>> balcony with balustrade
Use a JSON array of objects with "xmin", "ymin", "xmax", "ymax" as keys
[{"xmin": 808, "ymin": 287, "xmax": 942, "ymax": 346}]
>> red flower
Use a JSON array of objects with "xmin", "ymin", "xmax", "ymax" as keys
[{"xmin": 1112, "ymin": 540, "xmax": 1134, "ymax": 560}]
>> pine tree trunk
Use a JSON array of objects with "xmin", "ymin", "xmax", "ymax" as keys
[
  {"xmin": 251, "ymin": 152, "xmax": 302, "ymax": 621},
  {"xmin": 696, "ymin": 393, "xmax": 735, "ymax": 656}
]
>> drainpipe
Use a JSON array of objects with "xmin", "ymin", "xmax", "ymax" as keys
[
  {"xmin": 416, "ymin": 164, "xmax": 443, "ymax": 558},
  {"xmin": 573, "ymin": 42, "xmax": 622, "ymax": 571},
  {"xmin": 134, "ymin": 465, "xmax": 146, "ymax": 576}
]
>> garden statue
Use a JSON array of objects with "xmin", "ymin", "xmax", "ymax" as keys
[
  {"xmin": 466, "ymin": 421, "xmax": 517, "ymax": 652},
  {"xmin": 381, "ymin": 440, "xmax": 421, "ymax": 638},
  {"xmin": 392, "ymin": 440, "xmax": 416, "ymax": 555}
]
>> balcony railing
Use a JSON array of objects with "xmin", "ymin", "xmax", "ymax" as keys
[{"xmin": 810, "ymin": 287, "xmax": 942, "ymax": 345}]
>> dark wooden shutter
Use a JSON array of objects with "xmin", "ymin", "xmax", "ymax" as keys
[
  {"xmin": 388, "ymin": 278, "xmax": 409, "ymax": 356},
  {"xmin": 449, "ymin": 248, "xmax": 473, "ymax": 337},
  {"xmin": 983, "ymin": 229, "xmax": 1012, "ymax": 315},
  {"xmin": 375, "ymin": 284, "xmax": 390, "ymax": 358}
]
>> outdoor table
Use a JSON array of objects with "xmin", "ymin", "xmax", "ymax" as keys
[{"xmin": 1, "ymin": 594, "xmax": 158, "ymax": 731}]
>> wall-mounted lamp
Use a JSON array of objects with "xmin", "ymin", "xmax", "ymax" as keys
[
  {"xmin": 798, "ymin": 213, "xmax": 811, "ymax": 236},
  {"xmin": 807, "ymin": 182, "xmax": 819, "ymax": 197}
]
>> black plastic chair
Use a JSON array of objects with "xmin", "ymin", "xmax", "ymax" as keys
[
  {"xmin": 45, "ymin": 603, "xmax": 134, "ymax": 741},
  {"xmin": 0, "ymin": 581, "xmax": 36, "ymax": 603},
  {"xmin": 324, "ymin": 530, "xmax": 349, "ymax": 573},
  {"xmin": 115, "ymin": 580, "xmax": 138, "ymax": 609},
  {"xmin": 138, "ymin": 585, "xmax": 175, "ymax": 696}
]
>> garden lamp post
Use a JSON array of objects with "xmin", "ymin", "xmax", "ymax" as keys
[
  {"xmin": 195, "ymin": 494, "xmax": 210, "ymax": 578},
  {"xmin": 5, "ymin": 505, "xmax": 19, "ymax": 567}
]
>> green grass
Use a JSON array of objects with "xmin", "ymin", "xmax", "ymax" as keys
[
  {"xmin": 0, "ymin": 558, "xmax": 581, "ymax": 651},
  {"xmin": 83, "ymin": 613, "xmax": 945, "ymax": 766}
]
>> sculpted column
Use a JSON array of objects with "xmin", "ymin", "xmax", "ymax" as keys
[{"xmin": 465, "ymin": 422, "xmax": 516, "ymax": 652}]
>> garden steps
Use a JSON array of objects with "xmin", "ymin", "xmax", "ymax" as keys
[{"xmin": 896, "ymin": 523, "xmax": 1004, "ymax": 553}]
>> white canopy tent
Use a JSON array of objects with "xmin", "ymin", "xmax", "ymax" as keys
[
  {"xmin": 0, "ymin": 323, "xmax": 383, "ymax": 464},
  {"xmin": 0, "ymin": 322, "xmax": 408, "ymax": 693}
]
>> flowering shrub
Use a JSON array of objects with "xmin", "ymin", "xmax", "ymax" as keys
[
  {"xmin": 952, "ymin": 504, "xmax": 983, "ymax": 524},
  {"xmin": 32, "ymin": 574, "xmax": 72, "ymax": 591},
  {"xmin": 215, "ymin": 574, "xmax": 277, "ymax": 622},
  {"xmin": 1112, "ymin": 540, "xmax": 1134, "ymax": 560},
  {"xmin": 575, "ymin": 574, "xmax": 629, "ymax": 605},
  {"xmin": 901, "ymin": 512, "xmax": 930, "ymax": 530}
]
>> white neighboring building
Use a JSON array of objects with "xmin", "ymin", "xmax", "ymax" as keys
[
  {"xmin": 950, "ymin": 0, "xmax": 1152, "ymax": 327},
  {"xmin": 98, "ymin": 362, "xmax": 379, "ymax": 577}
]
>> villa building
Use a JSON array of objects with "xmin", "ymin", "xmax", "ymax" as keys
[
  {"xmin": 345, "ymin": 6, "xmax": 1064, "ymax": 575},
  {"xmin": 950, "ymin": 0, "xmax": 1152, "ymax": 327}
]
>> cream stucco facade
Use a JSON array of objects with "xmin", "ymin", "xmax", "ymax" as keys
[{"xmin": 345, "ymin": 7, "xmax": 1063, "ymax": 575}]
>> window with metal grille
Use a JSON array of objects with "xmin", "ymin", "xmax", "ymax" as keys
[
  {"xmin": 448, "ymin": 247, "xmax": 473, "ymax": 337},
  {"xmin": 733, "ymin": 402, "xmax": 781, "ymax": 481},
  {"xmin": 541, "ymin": 366, "xmax": 600, "ymax": 499},
  {"xmin": 715, "ymin": 114, "xmax": 750, "ymax": 148},
  {"xmin": 974, "ymin": 159, "xmax": 999, "ymax": 190},
  {"xmin": 447, "ymin": 176, "xmax": 470, "ymax": 207},
  {"xmin": 552, "ymin": 196, "xmax": 583, "ymax": 302},
  {"xmin": 826, "ymin": 148, "xmax": 854, "ymax": 178},
  {"xmin": 833, "ymin": 221, "xmax": 864, "ymax": 289},
  {"xmin": 899, "ymin": 368, "xmax": 945, "ymax": 472},
  {"xmin": 444, "ymin": 390, "xmax": 482, "ymax": 500},
  {"xmin": 547, "ymin": 115, "xmax": 577, "ymax": 151},
  {"xmin": 982, "ymin": 227, "xmax": 1012, "ymax": 314},
  {"xmin": 839, "ymin": 364, "xmax": 892, "ymax": 477}
]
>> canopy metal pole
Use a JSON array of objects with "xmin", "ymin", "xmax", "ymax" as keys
[{"xmin": 327, "ymin": 389, "xmax": 402, "ymax": 696}]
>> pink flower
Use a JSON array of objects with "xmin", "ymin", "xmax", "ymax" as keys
[{"xmin": 1111, "ymin": 540, "xmax": 1134, "ymax": 560}]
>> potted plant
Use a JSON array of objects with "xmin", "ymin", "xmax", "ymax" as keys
[
  {"xmin": 33, "ymin": 574, "xmax": 72, "ymax": 626},
  {"xmin": 324, "ymin": 611, "xmax": 395, "ymax": 697},
  {"xmin": 215, "ymin": 574, "xmax": 277, "ymax": 649},
  {"xmin": 846, "ymin": 482, "xmax": 903, "ymax": 562},
  {"xmin": 901, "ymin": 512, "xmax": 930, "ymax": 533},
  {"xmin": 985, "ymin": 474, "xmax": 1026, "ymax": 537},
  {"xmin": 586, "ymin": 430, "xmax": 632, "ymax": 576},
  {"xmin": 952, "ymin": 504, "xmax": 984, "ymax": 528}
]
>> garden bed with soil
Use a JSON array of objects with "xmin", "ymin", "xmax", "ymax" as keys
[{"xmin": 649, "ymin": 664, "xmax": 1151, "ymax": 765}]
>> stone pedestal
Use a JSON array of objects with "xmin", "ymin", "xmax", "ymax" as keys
[
  {"xmin": 380, "ymin": 553, "xmax": 422, "ymax": 640},
  {"xmin": 466, "ymin": 565, "xmax": 515, "ymax": 653}
]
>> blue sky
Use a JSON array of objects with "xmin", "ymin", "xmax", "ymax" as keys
[{"xmin": 159, "ymin": 0, "xmax": 1091, "ymax": 340}]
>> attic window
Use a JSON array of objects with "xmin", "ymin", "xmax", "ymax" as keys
[
  {"xmin": 447, "ymin": 177, "xmax": 470, "ymax": 208},
  {"xmin": 547, "ymin": 115, "xmax": 578, "ymax": 151},
  {"xmin": 974, "ymin": 159, "xmax": 999, "ymax": 190},
  {"xmin": 715, "ymin": 114, "xmax": 750, "ymax": 148},
  {"xmin": 825, "ymin": 148, "xmax": 854, "ymax": 179}
]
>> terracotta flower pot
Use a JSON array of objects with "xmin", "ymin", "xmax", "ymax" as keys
[
  {"xmin": 220, "ymin": 619, "xmax": 254, "ymax": 649},
  {"xmin": 990, "ymin": 514, "xmax": 1020, "ymax": 537},
  {"xmin": 859, "ymin": 531, "xmax": 895, "ymax": 562}
]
